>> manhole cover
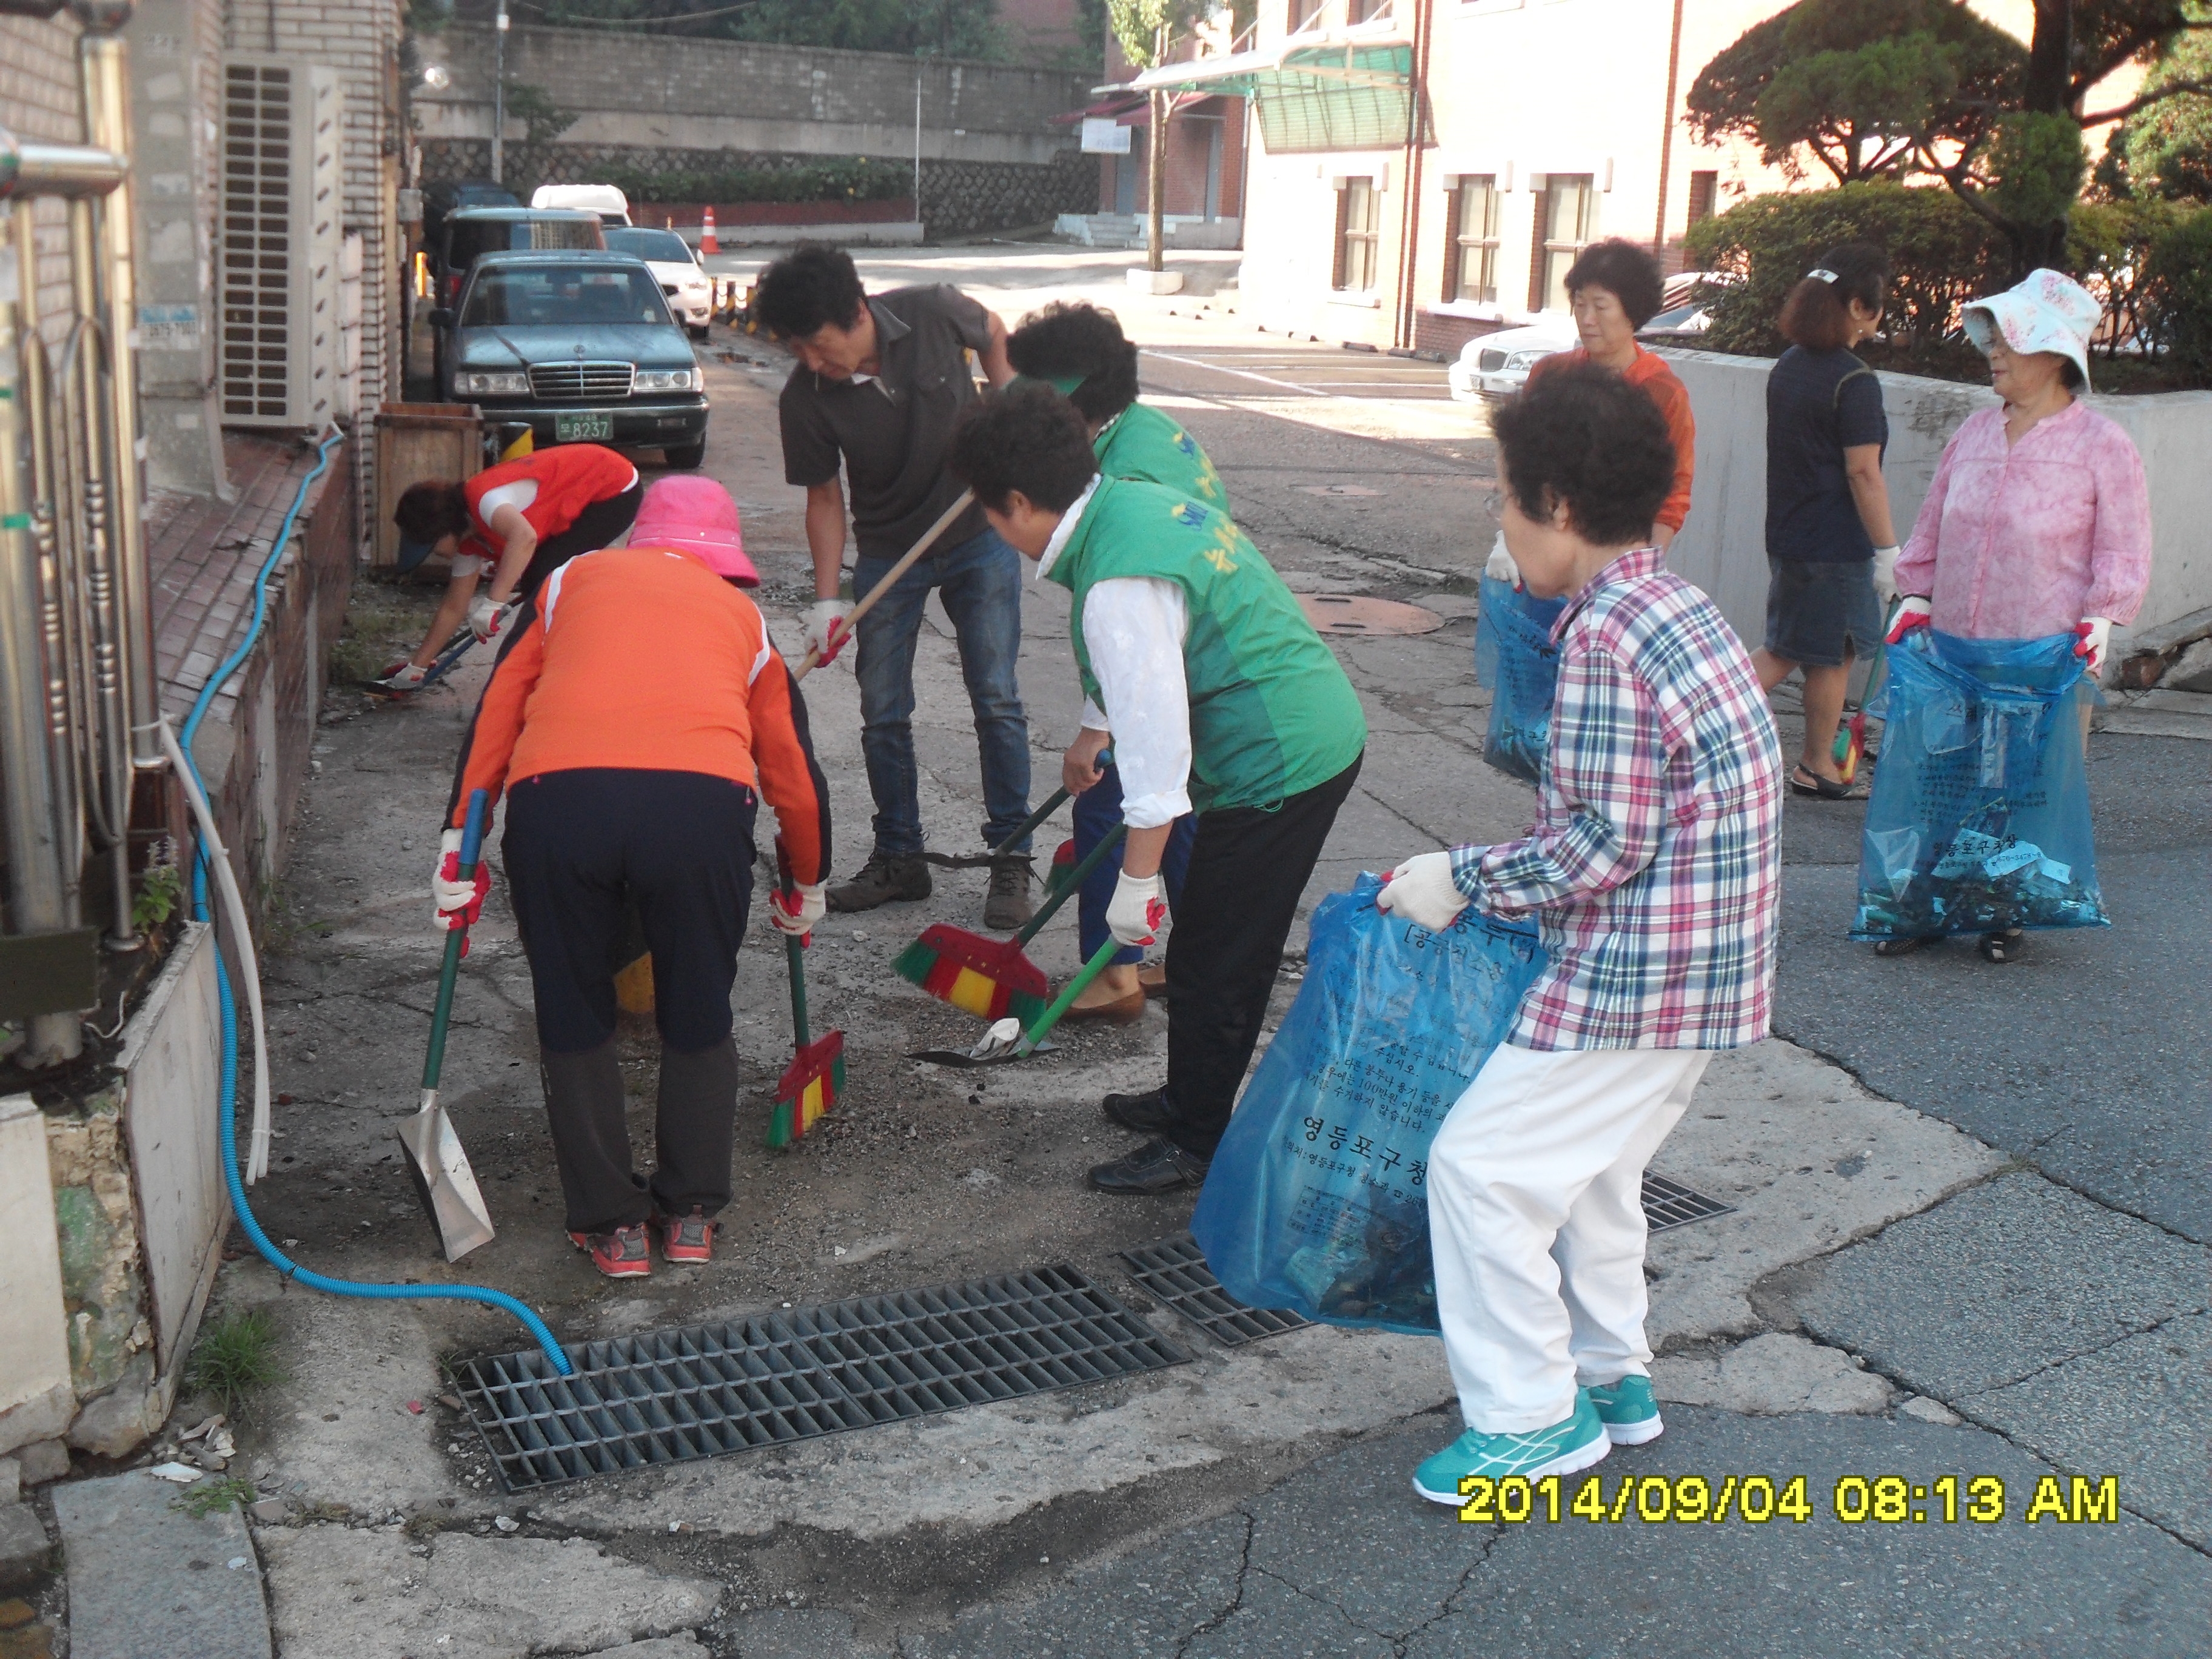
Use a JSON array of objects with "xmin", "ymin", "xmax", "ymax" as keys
[
  {"xmin": 454, "ymin": 1266, "xmax": 1188, "ymax": 1491},
  {"xmin": 1298, "ymin": 484, "xmax": 1381, "ymax": 497},
  {"xmin": 1121, "ymin": 1233, "xmax": 1309, "ymax": 1347},
  {"xmin": 1642, "ymin": 1172, "xmax": 1735, "ymax": 1232},
  {"xmin": 1298, "ymin": 594, "xmax": 1446, "ymax": 636}
]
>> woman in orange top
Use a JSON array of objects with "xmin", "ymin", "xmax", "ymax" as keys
[
  {"xmin": 432, "ymin": 477, "xmax": 831, "ymax": 1278},
  {"xmin": 1486, "ymin": 240, "xmax": 1695, "ymax": 581}
]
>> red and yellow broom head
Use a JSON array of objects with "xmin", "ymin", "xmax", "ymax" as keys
[
  {"xmin": 768, "ymin": 1030, "xmax": 845, "ymax": 1149},
  {"xmin": 891, "ymin": 926, "xmax": 1050, "ymax": 1024}
]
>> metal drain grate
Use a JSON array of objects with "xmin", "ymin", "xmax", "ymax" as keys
[
  {"xmin": 1120, "ymin": 1233, "xmax": 1310, "ymax": 1347},
  {"xmin": 454, "ymin": 1265, "xmax": 1190, "ymax": 1492},
  {"xmin": 1643, "ymin": 1172, "xmax": 1735, "ymax": 1232}
]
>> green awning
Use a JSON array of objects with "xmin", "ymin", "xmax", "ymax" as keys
[{"xmin": 1117, "ymin": 43, "xmax": 1417, "ymax": 155}]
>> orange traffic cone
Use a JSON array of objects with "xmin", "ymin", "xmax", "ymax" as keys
[{"xmin": 700, "ymin": 206, "xmax": 719, "ymax": 255}]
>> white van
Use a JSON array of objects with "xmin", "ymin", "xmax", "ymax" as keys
[{"xmin": 529, "ymin": 184, "xmax": 631, "ymax": 226}]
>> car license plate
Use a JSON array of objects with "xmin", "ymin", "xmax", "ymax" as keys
[{"xmin": 554, "ymin": 411, "xmax": 613, "ymax": 442}]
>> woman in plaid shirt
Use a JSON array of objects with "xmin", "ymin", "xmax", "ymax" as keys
[{"xmin": 1379, "ymin": 364, "xmax": 1783, "ymax": 1498}]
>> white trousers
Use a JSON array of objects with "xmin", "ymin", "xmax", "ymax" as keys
[{"xmin": 1427, "ymin": 1044, "xmax": 1711, "ymax": 1434}]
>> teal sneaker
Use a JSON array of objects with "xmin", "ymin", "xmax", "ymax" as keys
[
  {"xmin": 1411, "ymin": 1390, "xmax": 1609, "ymax": 1506},
  {"xmin": 1587, "ymin": 1373, "xmax": 1663, "ymax": 1446}
]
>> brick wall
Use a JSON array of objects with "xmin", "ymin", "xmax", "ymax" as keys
[{"xmin": 0, "ymin": 12, "xmax": 91, "ymax": 345}]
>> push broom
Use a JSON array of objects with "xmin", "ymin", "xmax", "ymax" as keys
[
  {"xmin": 894, "ymin": 819, "xmax": 1127, "ymax": 1024},
  {"xmin": 766, "ymin": 916, "xmax": 845, "ymax": 1149}
]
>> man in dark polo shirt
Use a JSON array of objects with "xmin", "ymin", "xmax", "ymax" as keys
[{"xmin": 754, "ymin": 244, "xmax": 1034, "ymax": 927}]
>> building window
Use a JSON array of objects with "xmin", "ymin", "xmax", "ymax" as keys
[
  {"xmin": 1444, "ymin": 176, "xmax": 1500, "ymax": 304},
  {"xmin": 1289, "ymin": 0, "xmax": 1326, "ymax": 33},
  {"xmin": 1333, "ymin": 177, "xmax": 1380, "ymax": 292},
  {"xmin": 1347, "ymin": 0, "xmax": 1395, "ymax": 23},
  {"xmin": 1530, "ymin": 173, "xmax": 1595, "ymax": 312},
  {"xmin": 1686, "ymin": 170, "xmax": 1718, "ymax": 228}
]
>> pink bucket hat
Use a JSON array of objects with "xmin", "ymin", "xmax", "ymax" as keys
[
  {"xmin": 630, "ymin": 474, "xmax": 757, "ymax": 586},
  {"xmin": 1963, "ymin": 267, "xmax": 2100, "ymax": 391}
]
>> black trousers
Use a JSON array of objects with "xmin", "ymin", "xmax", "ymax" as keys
[
  {"xmin": 503, "ymin": 768, "xmax": 756, "ymax": 1230},
  {"xmin": 1162, "ymin": 754, "xmax": 1362, "ymax": 1159}
]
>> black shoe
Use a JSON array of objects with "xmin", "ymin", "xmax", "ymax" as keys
[
  {"xmin": 827, "ymin": 852, "xmax": 932, "ymax": 913},
  {"xmin": 1102, "ymin": 1088, "xmax": 1173, "ymax": 1134},
  {"xmin": 1087, "ymin": 1136, "xmax": 1210, "ymax": 1195},
  {"xmin": 983, "ymin": 856, "xmax": 1034, "ymax": 931}
]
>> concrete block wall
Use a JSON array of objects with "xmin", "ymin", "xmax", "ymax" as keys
[
  {"xmin": 417, "ymin": 24, "xmax": 1092, "ymax": 166},
  {"xmin": 1657, "ymin": 347, "xmax": 2212, "ymax": 667}
]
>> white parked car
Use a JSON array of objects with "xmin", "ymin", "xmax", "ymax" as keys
[
  {"xmin": 1448, "ymin": 320, "xmax": 1580, "ymax": 403},
  {"xmin": 531, "ymin": 183, "xmax": 632, "ymax": 226},
  {"xmin": 605, "ymin": 226, "xmax": 715, "ymax": 340}
]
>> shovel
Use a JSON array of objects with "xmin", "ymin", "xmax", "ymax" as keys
[
  {"xmin": 395, "ymin": 788, "xmax": 498, "ymax": 1261},
  {"xmin": 906, "ymin": 936, "xmax": 1124, "ymax": 1067}
]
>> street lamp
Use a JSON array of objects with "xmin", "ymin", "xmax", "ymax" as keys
[{"xmin": 491, "ymin": 3, "xmax": 508, "ymax": 185}]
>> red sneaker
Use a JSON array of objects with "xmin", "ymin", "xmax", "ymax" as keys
[
  {"xmin": 653, "ymin": 1207, "xmax": 718, "ymax": 1265},
  {"xmin": 568, "ymin": 1223, "xmax": 651, "ymax": 1278}
]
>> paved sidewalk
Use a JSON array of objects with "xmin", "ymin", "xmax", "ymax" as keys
[{"xmin": 175, "ymin": 256, "xmax": 2212, "ymax": 1653}]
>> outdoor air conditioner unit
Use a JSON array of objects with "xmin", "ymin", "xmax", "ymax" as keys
[{"xmin": 218, "ymin": 57, "xmax": 344, "ymax": 428}]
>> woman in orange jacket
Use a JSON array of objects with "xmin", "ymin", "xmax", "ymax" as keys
[{"xmin": 432, "ymin": 476, "xmax": 831, "ymax": 1277}]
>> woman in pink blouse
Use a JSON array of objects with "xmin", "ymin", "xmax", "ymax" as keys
[{"xmin": 1885, "ymin": 268, "xmax": 2153, "ymax": 963}]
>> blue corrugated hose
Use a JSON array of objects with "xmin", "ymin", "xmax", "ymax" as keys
[{"xmin": 175, "ymin": 424, "xmax": 572, "ymax": 1375}]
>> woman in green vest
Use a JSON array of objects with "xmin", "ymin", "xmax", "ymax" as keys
[
  {"xmin": 1007, "ymin": 302, "xmax": 1228, "ymax": 1022},
  {"xmin": 950, "ymin": 384, "xmax": 1367, "ymax": 1195}
]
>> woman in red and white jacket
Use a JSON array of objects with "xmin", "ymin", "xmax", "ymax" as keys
[
  {"xmin": 383, "ymin": 442, "xmax": 645, "ymax": 688},
  {"xmin": 432, "ymin": 476, "xmax": 831, "ymax": 1277}
]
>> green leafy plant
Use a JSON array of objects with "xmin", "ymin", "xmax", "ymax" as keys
[
  {"xmin": 600, "ymin": 156, "xmax": 914, "ymax": 205},
  {"xmin": 176, "ymin": 1476, "xmax": 258, "ymax": 1518},
  {"xmin": 2140, "ymin": 205, "xmax": 2212, "ymax": 382},
  {"xmin": 132, "ymin": 857, "xmax": 185, "ymax": 933},
  {"xmin": 184, "ymin": 1308, "xmax": 285, "ymax": 1416},
  {"xmin": 1683, "ymin": 180, "xmax": 2009, "ymax": 360}
]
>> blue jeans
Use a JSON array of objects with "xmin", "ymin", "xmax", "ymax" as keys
[
  {"xmin": 1073, "ymin": 762, "xmax": 1195, "ymax": 967},
  {"xmin": 853, "ymin": 525, "xmax": 1031, "ymax": 858}
]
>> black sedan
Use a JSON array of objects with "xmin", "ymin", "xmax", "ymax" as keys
[{"xmin": 433, "ymin": 250, "xmax": 710, "ymax": 468}]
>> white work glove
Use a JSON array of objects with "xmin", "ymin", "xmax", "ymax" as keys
[
  {"xmin": 431, "ymin": 827, "xmax": 492, "ymax": 950},
  {"xmin": 806, "ymin": 598, "xmax": 854, "ymax": 666},
  {"xmin": 1871, "ymin": 546, "xmax": 1900, "ymax": 606},
  {"xmin": 1376, "ymin": 851, "xmax": 1469, "ymax": 933},
  {"xmin": 1105, "ymin": 869, "xmax": 1168, "ymax": 948},
  {"xmin": 377, "ymin": 659, "xmax": 427, "ymax": 691},
  {"xmin": 2074, "ymin": 616, "xmax": 2113, "ymax": 677},
  {"xmin": 769, "ymin": 882, "xmax": 827, "ymax": 940},
  {"xmin": 1885, "ymin": 594, "xmax": 1932, "ymax": 645},
  {"xmin": 1483, "ymin": 531, "xmax": 1520, "ymax": 588},
  {"xmin": 468, "ymin": 592, "xmax": 520, "ymax": 645}
]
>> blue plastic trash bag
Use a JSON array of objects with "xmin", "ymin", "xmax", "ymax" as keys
[
  {"xmin": 1851, "ymin": 629, "xmax": 2107, "ymax": 941},
  {"xmin": 1472, "ymin": 574, "xmax": 1566, "ymax": 783},
  {"xmin": 1190, "ymin": 873, "xmax": 1546, "ymax": 1334}
]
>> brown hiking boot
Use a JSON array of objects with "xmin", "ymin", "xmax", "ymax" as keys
[
  {"xmin": 983, "ymin": 856, "xmax": 1034, "ymax": 930},
  {"xmin": 827, "ymin": 852, "xmax": 932, "ymax": 913}
]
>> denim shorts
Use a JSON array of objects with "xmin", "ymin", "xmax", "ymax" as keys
[{"xmin": 1764, "ymin": 557, "xmax": 1884, "ymax": 668}]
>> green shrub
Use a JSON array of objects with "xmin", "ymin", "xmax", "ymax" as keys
[
  {"xmin": 2068, "ymin": 198, "xmax": 2185, "ymax": 366},
  {"xmin": 601, "ymin": 156, "xmax": 913, "ymax": 207},
  {"xmin": 1682, "ymin": 181, "xmax": 2009, "ymax": 360},
  {"xmin": 2141, "ymin": 206, "xmax": 2212, "ymax": 387}
]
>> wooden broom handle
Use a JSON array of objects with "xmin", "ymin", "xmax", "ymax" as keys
[{"xmin": 793, "ymin": 488, "xmax": 977, "ymax": 683}]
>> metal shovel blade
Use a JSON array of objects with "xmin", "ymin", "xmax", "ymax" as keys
[
  {"xmin": 395, "ymin": 1088, "xmax": 497, "ymax": 1262},
  {"xmin": 905, "ymin": 1016, "xmax": 1059, "ymax": 1068}
]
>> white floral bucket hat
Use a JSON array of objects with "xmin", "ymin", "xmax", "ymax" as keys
[{"xmin": 1962, "ymin": 267, "xmax": 2100, "ymax": 391}]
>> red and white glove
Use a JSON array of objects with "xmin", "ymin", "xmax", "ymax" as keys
[
  {"xmin": 769, "ymin": 882, "xmax": 827, "ymax": 941},
  {"xmin": 1886, "ymin": 594, "xmax": 1932, "ymax": 645},
  {"xmin": 1105, "ymin": 870, "xmax": 1168, "ymax": 948},
  {"xmin": 431, "ymin": 827, "xmax": 492, "ymax": 951},
  {"xmin": 1376, "ymin": 851, "xmax": 1469, "ymax": 932},
  {"xmin": 2074, "ymin": 616, "xmax": 2113, "ymax": 677},
  {"xmin": 468, "ymin": 592, "xmax": 521, "ymax": 645},
  {"xmin": 806, "ymin": 598, "xmax": 854, "ymax": 667},
  {"xmin": 377, "ymin": 659, "xmax": 427, "ymax": 691}
]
